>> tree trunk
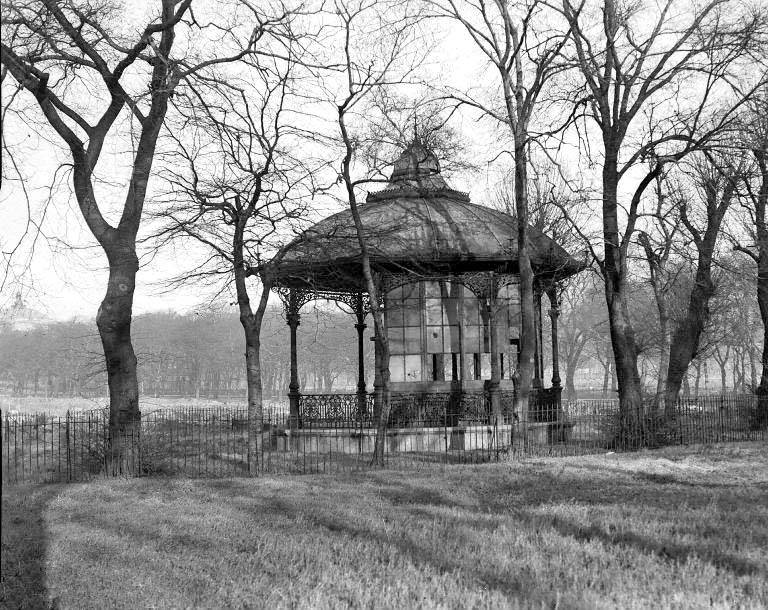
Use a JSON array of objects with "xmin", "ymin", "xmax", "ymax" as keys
[
  {"xmin": 514, "ymin": 142, "xmax": 535, "ymax": 443},
  {"xmin": 664, "ymin": 181, "xmax": 730, "ymax": 413},
  {"xmin": 96, "ymin": 251, "xmax": 141, "ymax": 470},
  {"xmin": 664, "ymin": 272, "xmax": 715, "ymax": 413},
  {"xmin": 242, "ymin": 316, "xmax": 263, "ymax": 475},
  {"xmin": 601, "ymin": 358, "xmax": 610, "ymax": 396},
  {"xmin": 693, "ymin": 361, "xmax": 702, "ymax": 397},
  {"xmin": 565, "ymin": 358, "xmax": 577, "ymax": 401},
  {"xmin": 602, "ymin": 160, "xmax": 645, "ymax": 446},
  {"xmin": 338, "ymin": 111, "xmax": 390, "ymax": 466},
  {"xmin": 714, "ymin": 348, "xmax": 729, "ymax": 392}
]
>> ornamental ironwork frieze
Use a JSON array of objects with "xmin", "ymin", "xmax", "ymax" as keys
[{"xmin": 275, "ymin": 286, "xmax": 371, "ymax": 318}]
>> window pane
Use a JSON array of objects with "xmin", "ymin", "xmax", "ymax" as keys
[
  {"xmin": 498, "ymin": 282, "xmax": 519, "ymax": 300},
  {"xmin": 430, "ymin": 353, "xmax": 446, "ymax": 381},
  {"xmin": 387, "ymin": 284, "xmax": 404, "ymax": 299},
  {"xmin": 443, "ymin": 298, "xmax": 459, "ymax": 326},
  {"xmin": 506, "ymin": 346, "xmax": 518, "ymax": 378},
  {"xmin": 480, "ymin": 353, "xmax": 491, "ymax": 379},
  {"xmin": 386, "ymin": 301, "xmax": 404, "ymax": 327},
  {"xmin": 463, "ymin": 292, "xmax": 480, "ymax": 324},
  {"xmin": 426, "ymin": 326, "xmax": 442, "ymax": 353},
  {"xmin": 425, "ymin": 298, "xmax": 442, "ymax": 326},
  {"xmin": 403, "ymin": 299, "xmax": 421, "ymax": 326},
  {"xmin": 498, "ymin": 316, "xmax": 510, "ymax": 345},
  {"xmin": 464, "ymin": 324, "xmax": 480, "ymax": 352},
  {"xmin": 388, "ymin": 327, "xmax": 405, "ymax": 354},
  {"xmin": 507, "ymin": 300, "xmax": 521, "ymax": 333},
  {"xmin": 390, "ymin": 356, "xmax": 405, "ymax": 382},
  {"xmin": 424, "ymin": 280, "xmax": 441, "ymax": 298},
  {"xmin": 463, "ymin": 354, "xmax": 475, "ymax": 381},
  {"xmin": 404, "ymin": 355, "xmax": 422, "ymax": 381},
  {"xmin": 444, "ymin": 325, "xmax": 460, "ymax": 352},
  {"xmin": 404, "ymin": 326, "xmax": 421, "ymax": 353},
  {"xmin": 401, "ymin": 282, "xmax": 419, "ymax": 300},
  {"xmin": 446, "ymin": 353, "xmax": 457, "ymax": 381}
]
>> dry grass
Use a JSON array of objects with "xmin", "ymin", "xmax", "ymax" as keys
[
  {"xmin": 3, "ymin": 442, "xmax": 767, "ymax": 610},
  {"xmin": 0, "ymin": 396, "xmax": 290, "ymax": 417}
]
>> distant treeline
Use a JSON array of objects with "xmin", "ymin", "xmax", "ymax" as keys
[{"xmin": 0, "ymin": 307, "xmax": 373, "ymax": 399}]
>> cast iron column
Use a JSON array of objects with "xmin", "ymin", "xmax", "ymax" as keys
[
  {"xmin": 488, "ymin": 286, "xmax": 502, "ymax": 425},
  {"xmin": 287, "ymin": 303, "xmax": 301, "ymax": 431},
  {"xmin": 547, "ymin": 286, "xmax": 562, "ymax": 390},
  {"xmin": 532, "ymin": 283, "xmax": 543, "ymax": 389},
  {"xmin": 354, "ymin": 293, "xmax": 367, "ymax": 417}
]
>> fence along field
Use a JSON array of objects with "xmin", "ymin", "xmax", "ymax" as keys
[{"xmin": 2, "ymin": 394, "xmax": 766, "ymax": 483}]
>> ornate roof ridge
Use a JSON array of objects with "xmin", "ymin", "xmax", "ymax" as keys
[{"xmin": 365, "ymin": 186, "xmax": 470, "ymax": 203}]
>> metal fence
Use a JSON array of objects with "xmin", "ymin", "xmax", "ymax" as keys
[{"xmin": 2, "ymin": 393, "xmax": 767, "ymax": 484}]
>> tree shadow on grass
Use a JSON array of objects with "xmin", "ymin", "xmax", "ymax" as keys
[
  {"xmin": 250, "ymin": 491, "xmax": 572, "ymax": 609},
  {"xmin": 249, "ymin": 471, "xmax": 767, "ymax": 600},
  {"xmin": 1, "ymin": 484, "xmax": 60, "ymax": 610},
  {"xmin": 534, "ymin": 513, "xmax": 763, "ymax": 577}
]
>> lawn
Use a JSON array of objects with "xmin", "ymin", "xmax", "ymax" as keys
[
  {"xmin": 0, "ymin": 396, "xmax": 288, "ymax": 417},
  {"xmin": 2, "ymin": 442, "xmax": 767, "ymax": 610}
]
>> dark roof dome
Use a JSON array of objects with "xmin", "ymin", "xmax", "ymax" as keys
[{"xmin": 267, "ymin": 143, "xmax": 584, "ymax": 292}]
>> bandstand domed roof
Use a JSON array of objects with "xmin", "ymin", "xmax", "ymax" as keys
[{"xmin": 268, "ymin": 142, "xmax": 584, "ymax": 292}]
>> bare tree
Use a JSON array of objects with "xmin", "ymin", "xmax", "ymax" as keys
[
  {"xmin": 0, "ymin": 0, "xmax": 273, "ymax": 460},
  {"xmin": 431, "ymin": 0, "xmax": 575, "ymax": 438},
  {"xmin": 557, "ymin": 273, "xmax": 607, "ymax": 400},
  {"xmin": 663, "ymin": 154, "xmax": 739, "ymax": 411},
  {"xmin": 638, "ymin": 172, "xmax": 682, "ymax": 405},
  {"xmin": 328, "ymin": 0, "xmax": 427, "ymax": 464},
  {"xmin": 151, "ymin": 14, "xmax": 314, "ymax": 472},
  {"xmin": 733, "ymin": 87, "xmax": 768, "ymax": 419},
  {"xmin": 559, "ymin": 0, "xmax": 765, "ymax": 444}
]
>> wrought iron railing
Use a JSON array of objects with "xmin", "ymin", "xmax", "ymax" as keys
[
  {"xmin": 299, "ymin": 387, "xmax": 564, "ymax": 428},
  {"xmin": 299, "ymin": 393, "xmax": 373, "ymax": 428},
  {"xmin": 3, "ymin": 394, "xmax": 767, "ymax": 483}
]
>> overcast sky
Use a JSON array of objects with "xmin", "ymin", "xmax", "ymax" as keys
[{"xmin": 2, "ymin": 0, "xmax": 714, "ymax": 322}]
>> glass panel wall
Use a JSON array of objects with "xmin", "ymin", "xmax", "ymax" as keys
[{"xmin": 385, "ymin": 278, "xmax": 521, "ymax": 383}]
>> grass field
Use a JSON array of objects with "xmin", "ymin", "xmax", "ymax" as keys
[
  {"xmin": 0, "ymin": 396, "xmax": 288, "ymax": 416},
  {"xmin": 2, "ymin": 442, "xmax": 767, "ymax": 610}
]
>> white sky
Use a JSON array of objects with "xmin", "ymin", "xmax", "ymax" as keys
[{"xmin": 0, "ymin": 0, "xmax": 743, "ymax": 321}]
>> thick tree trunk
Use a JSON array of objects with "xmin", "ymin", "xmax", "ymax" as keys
[
  {"xmin": 664, "ymin": 178, "xmax": 731, "ymax": 413},
  {"xmin": 751, "ymin": 152, "xmax": 768, "ymax": 425},
  {"xmin": 242, "ymin": 317, "xmax": 263, "ymax": 476},
  {"xmin": 606, "ymin": 290, "xmax": 645, "ymax": 446},
  {"xmin": 758, "ymin": 250, "xmax": 768, "ymax": 395},
  {"xmin": 96, "ymin": 250, "xmax": 141, "ymax": 470},
  {"xmin": 602, "ymin": 159, "xmax": 645, "ymax": 446},
  {"xmin": 664, "ymin": 274, "xmax": 714, "ymax": 414}
]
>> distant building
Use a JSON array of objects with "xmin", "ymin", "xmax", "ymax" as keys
[{"xmin": 0, "ymin": 292, "xmax": 53, "ymax": 332}]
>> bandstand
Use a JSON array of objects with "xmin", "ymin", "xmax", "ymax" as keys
[{"xmin": 264, "ymin": 142, "xmax": 584, "ymax": 447}]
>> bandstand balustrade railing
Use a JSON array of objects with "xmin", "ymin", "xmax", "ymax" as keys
[{"xmin": 297, "ymin": 387, "xmax": 564, "ymax": 428}]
